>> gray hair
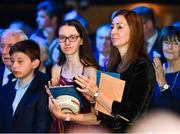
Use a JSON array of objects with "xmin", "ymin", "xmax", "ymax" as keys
[{"xmin": 1, "ymin": 28, "xmax": 28, "ymax": 41}]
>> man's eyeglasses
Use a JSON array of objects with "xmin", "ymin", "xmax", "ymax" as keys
[
  {"xmin": 0, "ymin": 43, "xmax": 13, "ymax": 49},
  {"xmin": 0, "ymin": 45, "xmax": 3, "ymax": 50},
  {"xmin": 58, "ymin": 35, "xmax": 80, "ymax": 43}
]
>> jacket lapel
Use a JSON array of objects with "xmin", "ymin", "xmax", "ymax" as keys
[
  {"xmin": 2, "ymin": 82, "xmax": 17, "ymax": 128},
  {"xmin": 12, "ymin": 76, "xmax": 37, "ymax": 120},
  {"xmin": 0, "ymin": 65, "xmax": 5, "ymax": 87}
]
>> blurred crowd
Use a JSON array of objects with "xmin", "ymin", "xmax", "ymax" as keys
[{"xmin": 0, "ymin": 0, "xmax": 180, "ymax": 133}]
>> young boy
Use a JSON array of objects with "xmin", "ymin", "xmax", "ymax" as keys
[{"xmin": 0, "ymin": 40, "xmax": 52, "ymax": 132}]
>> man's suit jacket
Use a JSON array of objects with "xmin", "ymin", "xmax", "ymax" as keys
[
  {"xmin": 0, "ymin": 57, "xmax": 3, "ymax": 67},
  {"xmin": 148, "ymin": 39, "xmax": 166, "ymax": 63},
  {"xmin": 0, "ymin": 65, "xmax": 5, "ymax": 88},
  {"xmin": 0, "ymin": 71, "xmax": 52, "ymax": 133},
  {"xmin": 148, "ymin": 29, "xmax": 166, "ymax": 63},
  {"xmin": 93, "ymin": 51, "xmax": 107, "ymax": 71},
  {"xmin": 148, "ymin": 39, "xmax": 160, "ymax": 61}
]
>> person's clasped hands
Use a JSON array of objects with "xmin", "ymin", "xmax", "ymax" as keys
[
  {"xmin": 74, "ymin": 75, "xmax": 99, "ymax": 103},
  {"xmin": 153, "ymin": 57, "xmax": 167, "ymax": 87}
]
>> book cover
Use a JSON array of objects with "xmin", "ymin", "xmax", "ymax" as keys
[
  {"xmin": 95, "ymin": 71, "xmax": 126, "ymax": 116},
  {"xmin": 50, "ymin": 85, "xmax": 80, "ymax": 100},
  {"xmin": 96, "ymin": 70, "xmax": 120, "ymax": 86},
  {"xmin": 50, "ymin": 85, "xmax": 84, "ymax": 109}
]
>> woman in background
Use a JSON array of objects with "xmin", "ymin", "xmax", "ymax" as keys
[
  {"xmin": 30, "ymin": 35, "xmax": 53, "ymax": 79},
  {"xmin": 152, "ymin": 26, "xmax": 180, "ymax": 114}
]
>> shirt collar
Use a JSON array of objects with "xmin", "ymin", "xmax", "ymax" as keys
[
  {"xmin": 147, "ymin": 30, "xmax": 158, "ymax": 46},
  {"xmin": 15, "ymin": 76, "xmax": 34, "ymax": 90},
  {"xmin": 99, "ymin": 54, "xmax": 109, "ymax": 67}
]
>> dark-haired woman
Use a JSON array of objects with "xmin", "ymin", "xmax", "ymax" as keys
[
  {"xmin": 75, "ymin": 9, "xmax": 155, "ymax": 132},
  {"xmin": 152, "ymin": 26, "xmax": 180, "ymax": 114},
  {"xmin": 46, "ymin": 20, "xmax": 100, "ymax": 133}
]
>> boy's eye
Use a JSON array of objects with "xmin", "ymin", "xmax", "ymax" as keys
[{"xmin": 17, "ymin": 60, "xmax": 24, "ymax": 64}]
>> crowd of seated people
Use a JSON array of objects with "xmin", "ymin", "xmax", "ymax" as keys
[{"xmin": 0, "ymin": 1, "xmax": 180, "ymax": 133}]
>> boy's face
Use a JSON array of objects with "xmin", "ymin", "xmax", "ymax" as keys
[{"xmin": 10, "ymin": 52, "xmax": 39, "ymax": 81}]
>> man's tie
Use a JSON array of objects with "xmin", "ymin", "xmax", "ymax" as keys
[{"xmin": 7, "ymin": 73, "xmax": 15, "ymax": 83}]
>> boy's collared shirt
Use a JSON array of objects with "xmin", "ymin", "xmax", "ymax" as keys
[{"xmin": 12, "ymin": 76, "xmax": 34, "ymax": 115}]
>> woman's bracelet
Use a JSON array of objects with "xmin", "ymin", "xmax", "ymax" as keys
[
  {"xmin": 93, "ymin": 89, "xmax": 99, "ymax": 100},
  {"xmin": 89, "ymin": 89, "xmax": 100, "ymax": 106},
  {"xmin": 160, "ymin": 84, "xmax": 170, "ymax": 92}
]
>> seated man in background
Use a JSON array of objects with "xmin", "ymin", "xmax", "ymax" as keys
[
  {"xmin": 94, "ymin": 24, "xmax": 111, "ymax": 70},
  {"xmin": 132, "ymin": 6, "xmax": 164, "ymax": 62},
  {"xmin": 0, "ymin": 29, "xmax": 28, "ymax": 88}
]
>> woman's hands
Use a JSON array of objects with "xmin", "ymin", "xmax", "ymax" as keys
[
  {"xmin": 45, "ymin": 79, "xmax": 67, "ymax": 121},
  {"xmin": 49, "ymin": 78, "xmax": 59, "ymax": 87},
  {"xmin": 48, "ymin": 95, "xmax": 66, "ymax": 120},
  {"xmin": 153, "ymin": 57, "xmax": 167, "ymax": 87},
  {"xmin": 74, "ymin": 75, "xmax": 99, "ymax": 102}
]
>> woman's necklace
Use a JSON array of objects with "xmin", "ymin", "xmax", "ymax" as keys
[{"xmin": 170, "ymin": 72, "xmax": 179, "ymax": 91}]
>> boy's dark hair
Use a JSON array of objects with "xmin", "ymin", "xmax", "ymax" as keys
[{"xmin": 9, "ymin": 39, "xmax": 40, "ymax": 71}]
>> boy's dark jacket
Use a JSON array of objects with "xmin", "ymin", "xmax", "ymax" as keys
[{"xmin": 0, "ymin": 71, "xmax": 52, "ymax": 133}]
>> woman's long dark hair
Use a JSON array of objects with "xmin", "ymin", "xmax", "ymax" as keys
[
  {"xmin": 108, "ymin": 9, "xmax": 148, "ymax": 72},
  {"xmin": 58, "ymin": 19, "xmax": 99, "ymax": 69}
]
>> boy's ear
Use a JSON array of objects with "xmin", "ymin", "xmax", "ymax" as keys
[{"xmin": 32, "ymin": 59, "xmax": 40, "ymax": 69}]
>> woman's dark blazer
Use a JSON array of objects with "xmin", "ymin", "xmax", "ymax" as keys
[{"xmin": 97, "ymin": 58, "xmax": 155, "ymax": 132}]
